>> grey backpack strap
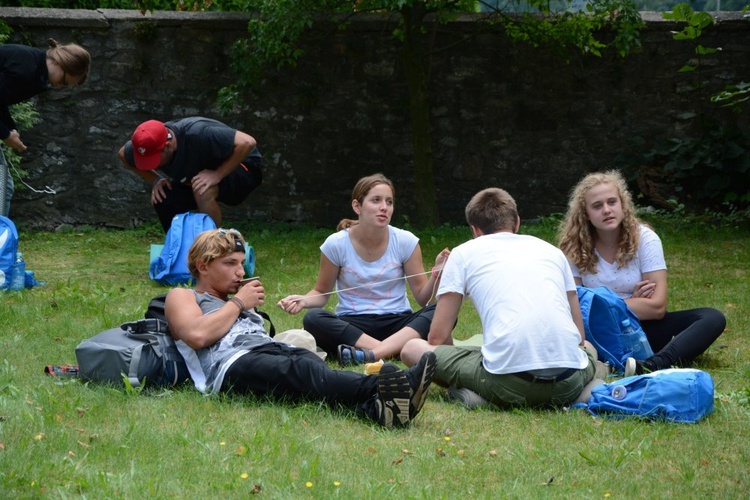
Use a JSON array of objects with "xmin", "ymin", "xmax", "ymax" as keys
[
  {"xmin": 121, "ymin": 321, "xmax": 165, "ymax": 387},
  {"xmin": 126, "ymin": 342, "xmax": 147, "ymax": 388}
]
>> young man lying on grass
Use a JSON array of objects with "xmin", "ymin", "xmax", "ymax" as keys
[{"xmin": 165, "ymin": 228, "xmax": 436, "ymax": 428}]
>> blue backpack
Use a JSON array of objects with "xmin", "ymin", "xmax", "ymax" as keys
[
  {"xmin": 577, "ymin": 286, "xmax": 653, "ymax": 373},
  {"xmin": 578, "ymin": 368, "xmax": 714, "ymax": 423},
  {"xmin": 0, "ymin": 215, "xmax": 18, "ymax": 290},
  {"xmin": 149, "ymin": 212, "xmax": 255, "ymax": 286}
]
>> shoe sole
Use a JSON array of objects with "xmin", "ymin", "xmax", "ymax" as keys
[
  {"xmin": 409, "ymin": 352, "xmax": 437, "ymax": 420},
  {"xmin": 377, "ymin": 364, "xmax": 411, "ymax": 429}
]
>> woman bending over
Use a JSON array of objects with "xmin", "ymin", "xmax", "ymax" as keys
[{"xmin": 1, "ymin": 39, "xmax": 91, "ymax": 215}]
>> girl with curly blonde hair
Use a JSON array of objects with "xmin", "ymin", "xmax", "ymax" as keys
[{"xmin": 557, "ymin": 170, "xmax": 725, "ymax": 375}]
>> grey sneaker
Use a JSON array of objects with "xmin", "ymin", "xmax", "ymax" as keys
[
  {"xmin": 447, "ymin": 386, "xmax": 491, "ymax": 409},
  {"xmin": 374, "ymin": 363, "xmax": 412, "ymax": 428},
  {"xmin": 595, "ymin": 360, "xmax": 612, "ymax": 380},
  {"xmin": 403, "ymin": 352, "xmax": 437, "ymax": 420}
]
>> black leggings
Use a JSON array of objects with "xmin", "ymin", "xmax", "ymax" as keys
[
  {"xmin": 221, "ymin": 343, "xmax": 378, "ymax": 408},
  {"xmin": 302, "ymin": 305, "xmax": 436, "ymax": 356},
  {"xmin": 642, "ymin": 307, "xmax": 726, "ymax": 368}
]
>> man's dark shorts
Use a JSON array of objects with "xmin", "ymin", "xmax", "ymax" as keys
[
  {"xmin": 217, "ymin": 156, "xmax": 263, "ymax": 206},
  {"xmin": 155, "ymin": 157, "xmax": 262, "ymax": 231}
]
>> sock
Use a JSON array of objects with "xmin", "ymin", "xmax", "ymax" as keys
[{"xmin": 355, "ymin": 349, "xmax": 375, "ymax": 363}]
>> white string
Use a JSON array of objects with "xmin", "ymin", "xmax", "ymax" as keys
[
  {"xmin": 290, "ymin": 270, "xmax": 433, "ymax": 301},
  {"xmin": 9, "ymin": 157, "xmax": 57, "ymax": 195}
]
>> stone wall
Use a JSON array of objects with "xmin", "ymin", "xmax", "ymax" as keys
[{"xmin": 2, "ymin": 7, "xmax": 748, "ymax": 229}]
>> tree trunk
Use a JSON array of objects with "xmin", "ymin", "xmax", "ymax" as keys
[{"xmin": 399, "ymin": 6, "xmax": 439, "ymax": 227}]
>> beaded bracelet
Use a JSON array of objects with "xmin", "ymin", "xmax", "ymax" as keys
[{"xmin": 229, "ymin": 296, "xmax": 246, "ymax": 311}]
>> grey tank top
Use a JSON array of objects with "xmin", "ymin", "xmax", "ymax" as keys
[{"xmin": 176, "ymin": 291, "xmax": 273, "ymax": 394}]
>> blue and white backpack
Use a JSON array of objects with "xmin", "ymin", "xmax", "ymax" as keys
[
  {"xmin": 577, "ymin": 368, "xmax": 714, "ymax": 423},
  {"xmin": 149, "ymin": 212, "xmax": 255, "ymax": 286},
  {"xmin": 577, "ymin": 286, "xmax": 653, "ymax": 373},
  {"xmin": 0, "ymin": 215, "xmax": 19, "ymax": 290}
]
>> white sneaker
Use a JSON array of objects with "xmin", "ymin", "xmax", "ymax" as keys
[
  {"xmin": 447, "ymin": 386, "xmax": 491, "ymax": 409},
  {"xmin": 624, "ymin": 357, "xmax": 637, "ymax": 378}
]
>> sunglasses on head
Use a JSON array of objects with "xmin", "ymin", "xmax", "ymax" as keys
[{"xmin": 218, "ymin": 228, "xmax": 245, "ymax": 252}]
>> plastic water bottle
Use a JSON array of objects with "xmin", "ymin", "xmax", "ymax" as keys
[
  {"xmin": 10, "ymin": 252, "xmax": 25, "ymax": 291},
  {"xmin": 621, "ymin": 318, "xmax": 654, "ymax": 359}
]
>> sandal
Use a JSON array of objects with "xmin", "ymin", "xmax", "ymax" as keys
[{"xmin": 337, "ymin": 344, "xmax": 376, "ymax": 366}]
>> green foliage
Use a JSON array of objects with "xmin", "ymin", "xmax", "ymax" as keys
[
  {"xmin": 711, "ymin": 81, "xmax": 750, "ymax": 110},
  {"xmin": 663, "ymin": 3, "xmax": 715, "ymax": 72},
  {"xmin": 664, "ymin": 3, "xmax": 747, "ymax": 112},
  {"xmin": 0, "ymin": 21, "xmax": 12, "ymax": 44},
  {"xmin": 226, "ymin": 0, "xmax": 643, "ymax": 96},
  {"xmin": 621, "ymin": 125, "xmax": 750, "ymax": 214},
  {"xmin": 1, "ymin": 30, "xmax": 43, "ymax": 189},
  {"xmin": 133, "ymin": 20, "xmax": 158, "ymax": 41},
  {"xmin": 495, "ymin": 0, "xmax": 643, "ymax": 58},
  {"xmin": 3, "ymin": 102, "xmax": 41, "ymax": 189},
  {"xmin": 615, "ymin": 3, "xmax": 750, "ymax": 216}
]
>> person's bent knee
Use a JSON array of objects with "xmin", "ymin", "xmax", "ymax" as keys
[
  {"xmin": 583, "ymin": 340, "xmax": 597, "ymax": 360},
  {"xmin": 401, "ymin": 338, "xmax": 431, "ymax": 367},
  {"xmin": 193, "ymin": 184, "xmax": 219, "ymax": 203},
  {"xmin": 302, "ymin": 308, "xmax": 329, "ymax": 332}
]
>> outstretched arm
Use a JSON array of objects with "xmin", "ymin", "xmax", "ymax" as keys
[
  {"xmin": 118, "ymin": 146, "xmax": 171, "ymax": 204},
  {"xmin": 406, "ymin": 246, "xmax": 451, "ymax": 306},
  {"xmin": 277, "ymin": 253, "xmax": 338, "ymax": 314}
]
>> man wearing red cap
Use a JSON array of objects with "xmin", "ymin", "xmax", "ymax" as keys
[{"xmin": 118, "ymin": 117, "xmax": 262, "ymax": 231}]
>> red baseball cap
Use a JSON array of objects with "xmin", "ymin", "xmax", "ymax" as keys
[{"xmin": 131, "ymin": 120, "xmax": 168, "ymax": 170}]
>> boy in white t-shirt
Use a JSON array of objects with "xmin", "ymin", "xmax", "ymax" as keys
[{"xmin": 401, "ymin": 188, "xmax": 597, "ymax": 408}]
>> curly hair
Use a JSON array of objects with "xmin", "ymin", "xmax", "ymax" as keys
[
  {"xmin": 336, "ymin": 173, "xmax": 395, "ymax": 231},
  {"xmin": 187, "ymin": 229, "xmax": 246, "ymax": 278},
  {"xmin": 557, "ymin": 170, "xmax": 642, "ymax": 274}
]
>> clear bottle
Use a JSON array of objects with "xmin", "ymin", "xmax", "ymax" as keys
[
  {"xmin": 621, "ymin": 318, "xmax": 654, "ymax": 359},
  {"xmin": 10, "ymin": 252, "xmax": 25, "ymax": 291}
]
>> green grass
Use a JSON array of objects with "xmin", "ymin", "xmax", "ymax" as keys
[{"xmin": 1, "ymin": 217, "xmax": 748, "ymax": 497}]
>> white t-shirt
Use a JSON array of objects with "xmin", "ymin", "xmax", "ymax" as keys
[
  {"xmin": 568, "ymin": 225, "xmax": 666, "ymax": 299},
  {"xmin": 439, "ymin": 232, "xmax": 589, "ymax": 374},
  {"xmin": 321, "ymin": 225, "xmax": 419, "ymax": 316}
]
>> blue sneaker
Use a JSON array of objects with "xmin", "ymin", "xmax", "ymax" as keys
[{"xmin": 337, "ymin": 344, "xmax": 376, "ymax": 366}]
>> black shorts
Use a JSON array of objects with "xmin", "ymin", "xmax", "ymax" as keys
[
  {"xmin": 154, "ymin": 156, "xmax": 263, "ymax": 230},
  {"xmin": 217, "ymin": 156, "xmax": 263, "ymax": 206}
]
